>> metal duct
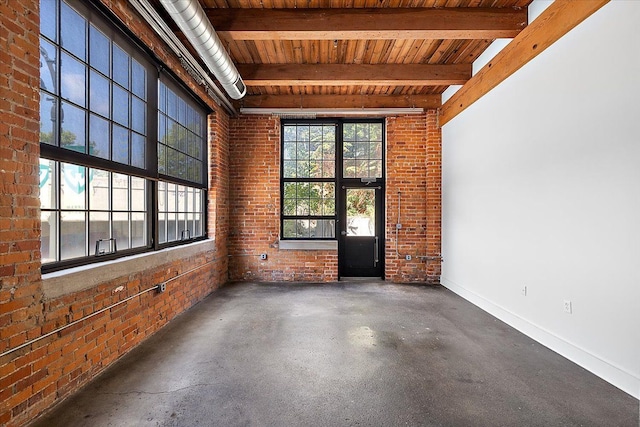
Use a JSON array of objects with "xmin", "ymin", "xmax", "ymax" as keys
[{"xmin": 159, "ymin": 0, "xmax": 246, "ymax": 100}]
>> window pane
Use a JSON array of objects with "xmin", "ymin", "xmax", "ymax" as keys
[
  {"xmin": 61, "ymin": 211, "xmax": 86, "ymax": 260},
  {"xmin": 158, "ymin": 212, "xmax": 167, "ymax": 244},
  {"xmin": 40, "ymin": 38, "xmax": 57, "ymax": 94},
  {"xmin": 131, "ymin": 177, "xmax": 145, "ymax": 211},
  {"xmin": 283, "ymin": 160, "xmax": 296, "ymax": 178},
  {"xmin": 112, "ymin": 84, "xmax": 129, "ymax": 126},
  {"xmin": 158, "ymin": 181, "xmax": 166, "ymax": 212},
  {"xmin": 89, "ymin": 70, "xmax": 110, "ymax": 117},
  {"xmin": 39, "ymin": 159, "xmax": 55, "ymax": 209},
  {"xmin": 194, "ymin": 213, "xmax": 202, "ymax": 237},
  {"xmin": 167, "ymin": 212, "xmax": 177, "ymax": 242},
  {"xmin": 89, "ymin": 168, "xmax": 109, "ymax": 210},
  {"xmin": 112, "ymin": 125, "xmax": 129, "ymax": 164},
  {"xmin": 112, "ymin": 173, "xmax": 129, "ymax": 211},
  {"xmin": 131, "ymin": 212, "xmax": 146, "ymax": 248},
  {"xmin": 309, "ymin": 219, "xmax": 335, "ymax": 238},
  {"xmin": 89, "ymin": 25, "xmax": 110, "ymax": 76},
  {"xmin": 131, "ymin": 97, "xmax": 145, "ymax": 134},
  {"xmin": 113, "ymin": 212, "xmax": 129, "ymax": 250},
  {"xmin": 40, "ymin": 0, "xmax": 57, "ymax": 42},
  {"xmin": 61, "ymin": 1, "xmax": 86, "ymax": 60},
  {"xmin": 60, "ymin": 52, "xmax": 86, "ymax": 107},
  {"xmin": 61, "ymin": 163, "xmax": 86, "ymax": 209},
  {"xmin": 283, "ymin": 219, "xmax": 309, "ymax": 238},
  {"xmin": 112, "ymin": 44, "xmax": 129, "ymax": 89},
  {"xmin": 89, "ymin": 211, "xmax": 110, "ymax": 253},
  {"xmin": 167, "ymin": 183, "xmax": 177, "ymax": 211},
  {"xmin": 41, "ymin": 210, "xmax": 57, "ymax": 263},
  {"xmin": 40, "ymin": 91, "xmax": 57, "ymax": 146},
  {"xmin": 131, "ymin": 133, "xmax": 145, "ymax": 169},
  {"xmin": 370, "ymin": 123, "xmax": 383, "ymax": 141},
  {"xmin": 131, "ymin": 59, "xmax": 146, "ymax": 99},
  {"xmin": 60, "ymin": 102, "xmax": 86, "ymax": 153},
  {"xmin": 89, "ymin": 114, "xmax": 109, "ymax": 159}
]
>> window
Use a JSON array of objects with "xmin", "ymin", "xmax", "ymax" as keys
[
  {"xmin": 39, "ymin": 0, "xmax": 208, "ymax": 272},
  {"xmin": 342, "ymin": 122, "xmax": 383, "ymax": 179},
  {"xmin": 281, "ymin": 123, "xmax": 337, "ymax": 239},
  {"xmin": 157, "ymin": 80, "xmax": 207, "ymax": 244},
  {"xmin": 280, "ymin": 120, "xmax": 384, "ymax": 240}
]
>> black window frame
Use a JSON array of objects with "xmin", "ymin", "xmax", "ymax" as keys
[
  {"xmin": 279, "ymin": 118, "xmax": 386, "ymax": 241},
  {"xmin": 39, "ymin": 0, "xmax": 210, "ymax": 273}
]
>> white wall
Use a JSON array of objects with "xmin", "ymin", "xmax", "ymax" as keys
[{"xmin": 441, "ymin": 1, "xmax": 640, "ymax": 399}]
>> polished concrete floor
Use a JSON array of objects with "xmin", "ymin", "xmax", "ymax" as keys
[{"xmin": 31, "ymin": 282, "xmax": 639, "ymax": 426}]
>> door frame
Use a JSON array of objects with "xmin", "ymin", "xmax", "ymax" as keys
[
  {"xmin": 338, "ymin": 182, "xmax": 385, "ymax": 279},
  {"xmin": 337, "ymin": 119, "xmax": 386, "ymax": 279}
]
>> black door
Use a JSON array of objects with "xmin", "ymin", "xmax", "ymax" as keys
[
  {"xmin": 337, "ymin": 120, "xmax": 385, "ymax": 278},
  {"xmin": 339, "ymin": 185, "xmax": 384, "ymax": 277}
]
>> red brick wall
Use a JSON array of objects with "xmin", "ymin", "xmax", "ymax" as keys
[
  {"xmin": 228, "ymin": 115, "xmax": 339, "ymax": 282},
  {"xmin": 385, "ymin": 112, "xmax": 442, "ymax": 283},
  {"xmin": 0, "ymin": 0, "xmax": 231, "ymax": 425},
  {"xmin": 228, "ymin": 113, "xmax": 442, "ymax": 284}
]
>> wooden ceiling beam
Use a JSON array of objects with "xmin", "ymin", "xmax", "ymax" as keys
[
  {"xmin": 440, "ymin": 0, "xmax": 610, "ymax": 126},
  {"xmin": 207, "ymin": 8, "xmax": 528, "ymax": 40},
  {"xmin": 236, "ymin": 64, "xmax": 471, "ymax": 86},
  {"xmin": 239, "ymin": 94, "xmax": 442, "ymax": 110}
]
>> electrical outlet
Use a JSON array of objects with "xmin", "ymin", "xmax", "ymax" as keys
[
  {"xmin": 521, "ymin": 285, "xmax": 527, "ymax": 296},
  {"xmin": 405, "ymin": 254, "xmax": 412, "ymax": 261},
  {"xmin": 563, "ymin": 300, "xmax": 572, "ymax": 314},
  {"xmin": 260, "ymin": 253, "xmax": 268, "ymax": 260}
]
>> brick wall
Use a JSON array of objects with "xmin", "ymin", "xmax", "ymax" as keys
[
  {"xmin": 228, "ymin": 113, "xmax": 442, "ymax": 284},
  {"xmin": 385, "ymin": 112, "xmax": 442, "ymax": 283},
  {"xmin": 228, "ymin": 115, "xmax": 339, "ymax": 282},
  {"xmin": 0, "ymin": 0, "xmax": 231, "ymax": 425}
]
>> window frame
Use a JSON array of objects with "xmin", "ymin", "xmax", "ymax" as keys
[
  {"xmin": 280, "ymin": 119, "xmax": 338, "ymax": 240},
  {"xmin": 279, "ymin": 118, "xmax": 386, "ymax": 241},
  {"xmin": 39, "ymin": 0, "xmax": 210, "ymax": 273}
]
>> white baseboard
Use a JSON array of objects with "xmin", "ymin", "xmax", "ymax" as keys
[{"xmin": 441, "ymin": 277, "xmax": 640, "ymax": 400}]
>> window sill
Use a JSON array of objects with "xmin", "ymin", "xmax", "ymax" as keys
[
  {"xmin": 278, "ymin": 240, "xmax": 338, "ymax": 251},
  {"xmin": 42, "ymin": 239, "xmax": 215, "ymax": 299}
]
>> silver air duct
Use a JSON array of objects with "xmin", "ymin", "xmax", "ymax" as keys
[{"xmin": 159, "ymin": 0, "xmax": 246, "ymax": 100}]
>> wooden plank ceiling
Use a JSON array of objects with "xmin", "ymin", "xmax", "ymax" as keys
[{"xmin": 151, "ymin": 0, "xmax": 532, "ymax": 110}]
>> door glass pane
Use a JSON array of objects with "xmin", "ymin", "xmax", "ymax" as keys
[{"xmin": 346, "ymin": 188, "xmax": 375, "ymax": 236}]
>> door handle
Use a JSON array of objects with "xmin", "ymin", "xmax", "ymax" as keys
[
  {"xmin": 341, "ymin": 230, "xmax": 347, "ymax": 236},
  {"xmin": 374, "ymin": 236, "xmax": 379, "ymax": 265}
]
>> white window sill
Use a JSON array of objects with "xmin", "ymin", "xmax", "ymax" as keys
[
  {"xmin": 278, "ymin": 240, "xmax": 338, "ymax": 251},
  {"xmin": 42, "ymin": 239, "xmax": 215, "ymax": 299}
]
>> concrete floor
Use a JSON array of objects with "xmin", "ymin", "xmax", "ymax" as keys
[{"xmin": 31, "ymin": 282, "xmax": 639, "ymax": 427}]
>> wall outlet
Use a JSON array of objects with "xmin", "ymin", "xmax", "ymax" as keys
[
  {"xmin": 563, "ymin": 300, "xmax": 572, "ymax": 314},
  {"xmin": 158, "ymin": 283, "xmax": 166, "ymax": 293},
  {"xmin": 260, "ymin": 253, "xmax": 268, "ymax": 260},
  {"xmin": 405, "ymin": 254, "xmax": 412, "ymax": 261},
  {"xmin": 521, "ymin": 285, "xmax": 527, "ymax": 296}
]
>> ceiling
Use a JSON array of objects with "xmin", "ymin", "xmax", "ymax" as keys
[{"xmin": 150, "ymin": 0, "xmax": 532, "ymax": 110}]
